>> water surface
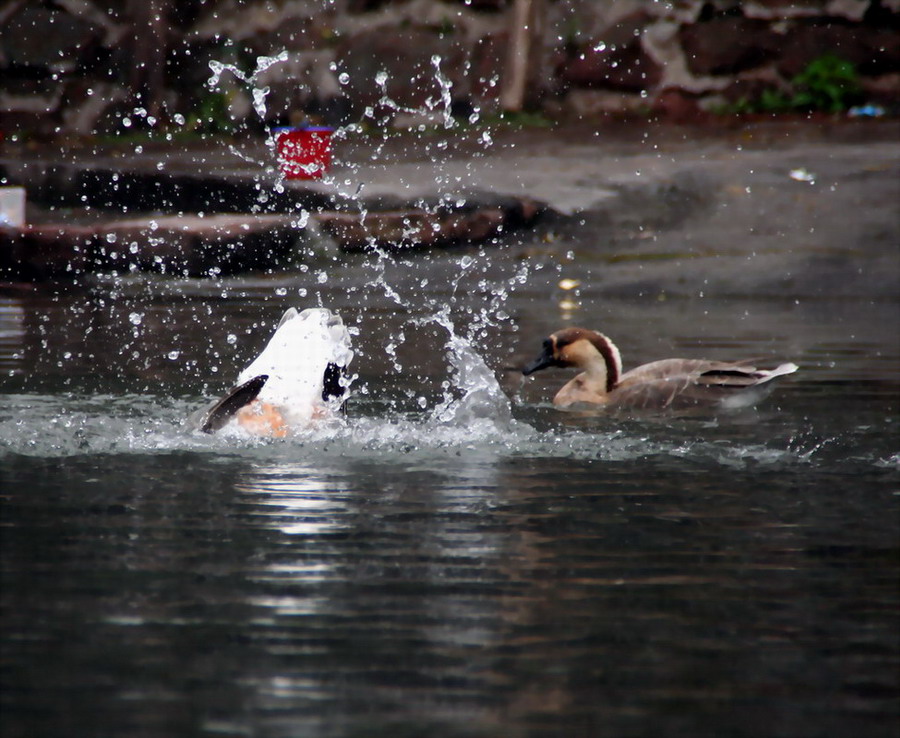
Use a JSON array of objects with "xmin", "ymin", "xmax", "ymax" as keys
[{"xmin": 2, "ymin": 235, "xmax": 898, "ymax": 737}]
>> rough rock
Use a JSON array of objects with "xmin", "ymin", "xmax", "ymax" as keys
[
  {"xmin": 0, "ymin": 224, "xmax": 93, "ymax": 281},
  {"xmin": 558, "ymin": 12, "xmax": 663, "ymax": 93},
  {"xmin": 334, "ymin": 27, "xmax": 464, "ymax": 119},
  {"xmin": 859, "ymin": 72, "xmax": 900, "ymax": 104},
  {"xmin": 0, "ymin": 5, "xmax": 103, "ymax": 70},
  {"xmin": 679, "ymin": 16, "xmax": 781, "ymax": 76},
  {"xmin": 559, "ymin": 89, "xmax": 648, "ymax": 117},
  {"xmin": 0, "ymin": 0, "xmax": 897, "ymax": 136},
  {"xmin": 777, "ymin": 21, "xmax": 900, "ymax": 78},
  {"xmin": 642, "ymin": 19, "xmax": 730, "ymax": 95},
  {"xmin": 717, "ymin": 67, "xmax": 792, "ymax": 104},
  {"xmin": 743, "ymin": 0, "xmax": 870, "ymax": 20}
]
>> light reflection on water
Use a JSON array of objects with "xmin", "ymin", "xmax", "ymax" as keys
[
  {"xmin": 237, "ymin": 465, "xmax": 352, "ymax": 538},
  {"xmin": 1, "ymin": 265, "xmax": 899, "ymax": 737}
]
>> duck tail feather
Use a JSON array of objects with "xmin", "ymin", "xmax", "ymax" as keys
[{"xmin": 200, "ymin": 374, "xmax": 269, "ymax": 434}]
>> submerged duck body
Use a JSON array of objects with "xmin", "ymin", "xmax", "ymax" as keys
[
  {"xmin": 198, "ymin": 307, "xmax": 353, "ymax": 436},
  {"xmin": 523, "ymin": 327, "xmax": 797, "ymax": 411}
]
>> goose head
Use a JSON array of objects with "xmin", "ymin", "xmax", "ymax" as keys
[{"xmin": 523, "ymin": 327, "xmax": 623, "ymax": 393}]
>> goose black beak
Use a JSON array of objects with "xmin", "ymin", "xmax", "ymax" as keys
[{"xmin": 523, "ymin": 345, "xmax": 556, "ymax": 376}]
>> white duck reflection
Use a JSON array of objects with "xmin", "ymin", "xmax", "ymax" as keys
[{"xmin": 235, "ymin": 463, "xmax": 351, "ymax": 538}]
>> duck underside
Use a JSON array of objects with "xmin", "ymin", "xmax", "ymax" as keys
[
  {"xmin": 192, "ymin": 307, "xmax": 354, "ymax": 437},
  {"xmin": 196, "ymin": 362, "xmax": 348, "ymax": 435}
]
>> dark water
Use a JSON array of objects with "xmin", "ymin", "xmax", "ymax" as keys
[{"xmin": 2, "ymin": 243, "xmax": 899, "ymax": 737}]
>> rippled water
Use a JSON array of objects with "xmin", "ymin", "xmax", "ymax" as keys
[{"xmin": 2, "ymin": 239, "xmax": 899, "ymax": 737}]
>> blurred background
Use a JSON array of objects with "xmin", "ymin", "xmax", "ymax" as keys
[{"xmin": 1, "ymin": 0, "xmax": 897, "ymax": 140}]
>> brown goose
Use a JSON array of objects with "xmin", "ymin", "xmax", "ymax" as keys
[{"xmin": 522, "ymin": 327, "xmax": 798, "ymax": 411}]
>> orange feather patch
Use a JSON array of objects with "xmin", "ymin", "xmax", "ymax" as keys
[{"xmin": 236, "ymin": 401, "xmax": 289, "ymax": 438}]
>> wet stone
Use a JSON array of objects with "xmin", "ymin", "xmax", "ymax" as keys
[
  {"xmin": 679, "ymin": 16, "xmax": 781, "ymax": 76},
  {"xmin": 0, "ymin": 195, "xmax": 542, "ymax": 280},
  {"xmin": 0, "ymin": 215, "xmax": 305, "ymax": 280},
  {"xmin": 96, "ymin": 214, "xmax": 304, "ymax": 276},
  {"xmin": 318, "ymin": 198, "xmax": 541, "ymax": 252},
  {"xmin": 0, "ymin": 224, "xmax": 93, "ymax": 281}
]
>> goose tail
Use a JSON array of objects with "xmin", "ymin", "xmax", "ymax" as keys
[{"xmin": 718, "ymin": 361, "xmax": 798, "ymax": 409}]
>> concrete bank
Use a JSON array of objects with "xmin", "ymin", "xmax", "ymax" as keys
[{"xmin": 1, "ymin": 119, "xmax": 898, "ymax": 297}]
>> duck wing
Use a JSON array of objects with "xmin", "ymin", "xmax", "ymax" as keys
[
  {"xmin": 197, "ymin": 374, "xmax": 268, "ymax": 433},
  {"xmin": 612, "ymin": 359, "xmax": 797, "ymax": 410}
]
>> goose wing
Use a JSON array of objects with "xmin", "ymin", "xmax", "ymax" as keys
[{"xmin": 612, "ymin": 359, "xmax": 797, "ymax": 410}]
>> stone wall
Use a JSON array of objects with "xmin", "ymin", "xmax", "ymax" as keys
[{"xmin": 1, "ymin": 0, "xmax": 897, "ymax": 137}]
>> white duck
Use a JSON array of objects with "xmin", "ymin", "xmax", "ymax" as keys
[
  {"xmin": 198, "ymin": 307, "xmax": 353, "ymax": 436},
  {"xmin": 523, "ymin": 327, "xmax": 797, "ymax": 411}
]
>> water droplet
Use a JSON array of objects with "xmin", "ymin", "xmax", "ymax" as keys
[
  {"xmin": 226, "ymin": 334, "xmax": 237, "ymax": 345},
  {"xmin": 789, "ymin": 168, "xmax": 816, "ymax": 184},
  {"xmin": 129, "ymin": 312, "xmax": 143, "ymax": 326},
  {"xmin": 338, "ymin": 72, "xmax": 350, "ymax": 85},
  {"xmin": 167, "ymin": 350, "xmax": 180, "ymax": 360}
]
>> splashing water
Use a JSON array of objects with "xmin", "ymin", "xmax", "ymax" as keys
[
  {"xmin": 206, "ymin": 51, "xmax": 291, "ymax": 176},
  {"xmin": 207, "ymin": 51, "xmax": 288, "ymax": 106},
  {"xmin": 431, "ymin": 55, "xmax": 457, "ymax": 130},
  {"xmin": 2, "ymin": 384, "xmax": 881, "ymax": 480},
  {"xmin": 428, "ymin": 305, "xmax": 514, "ymax": 430}
]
